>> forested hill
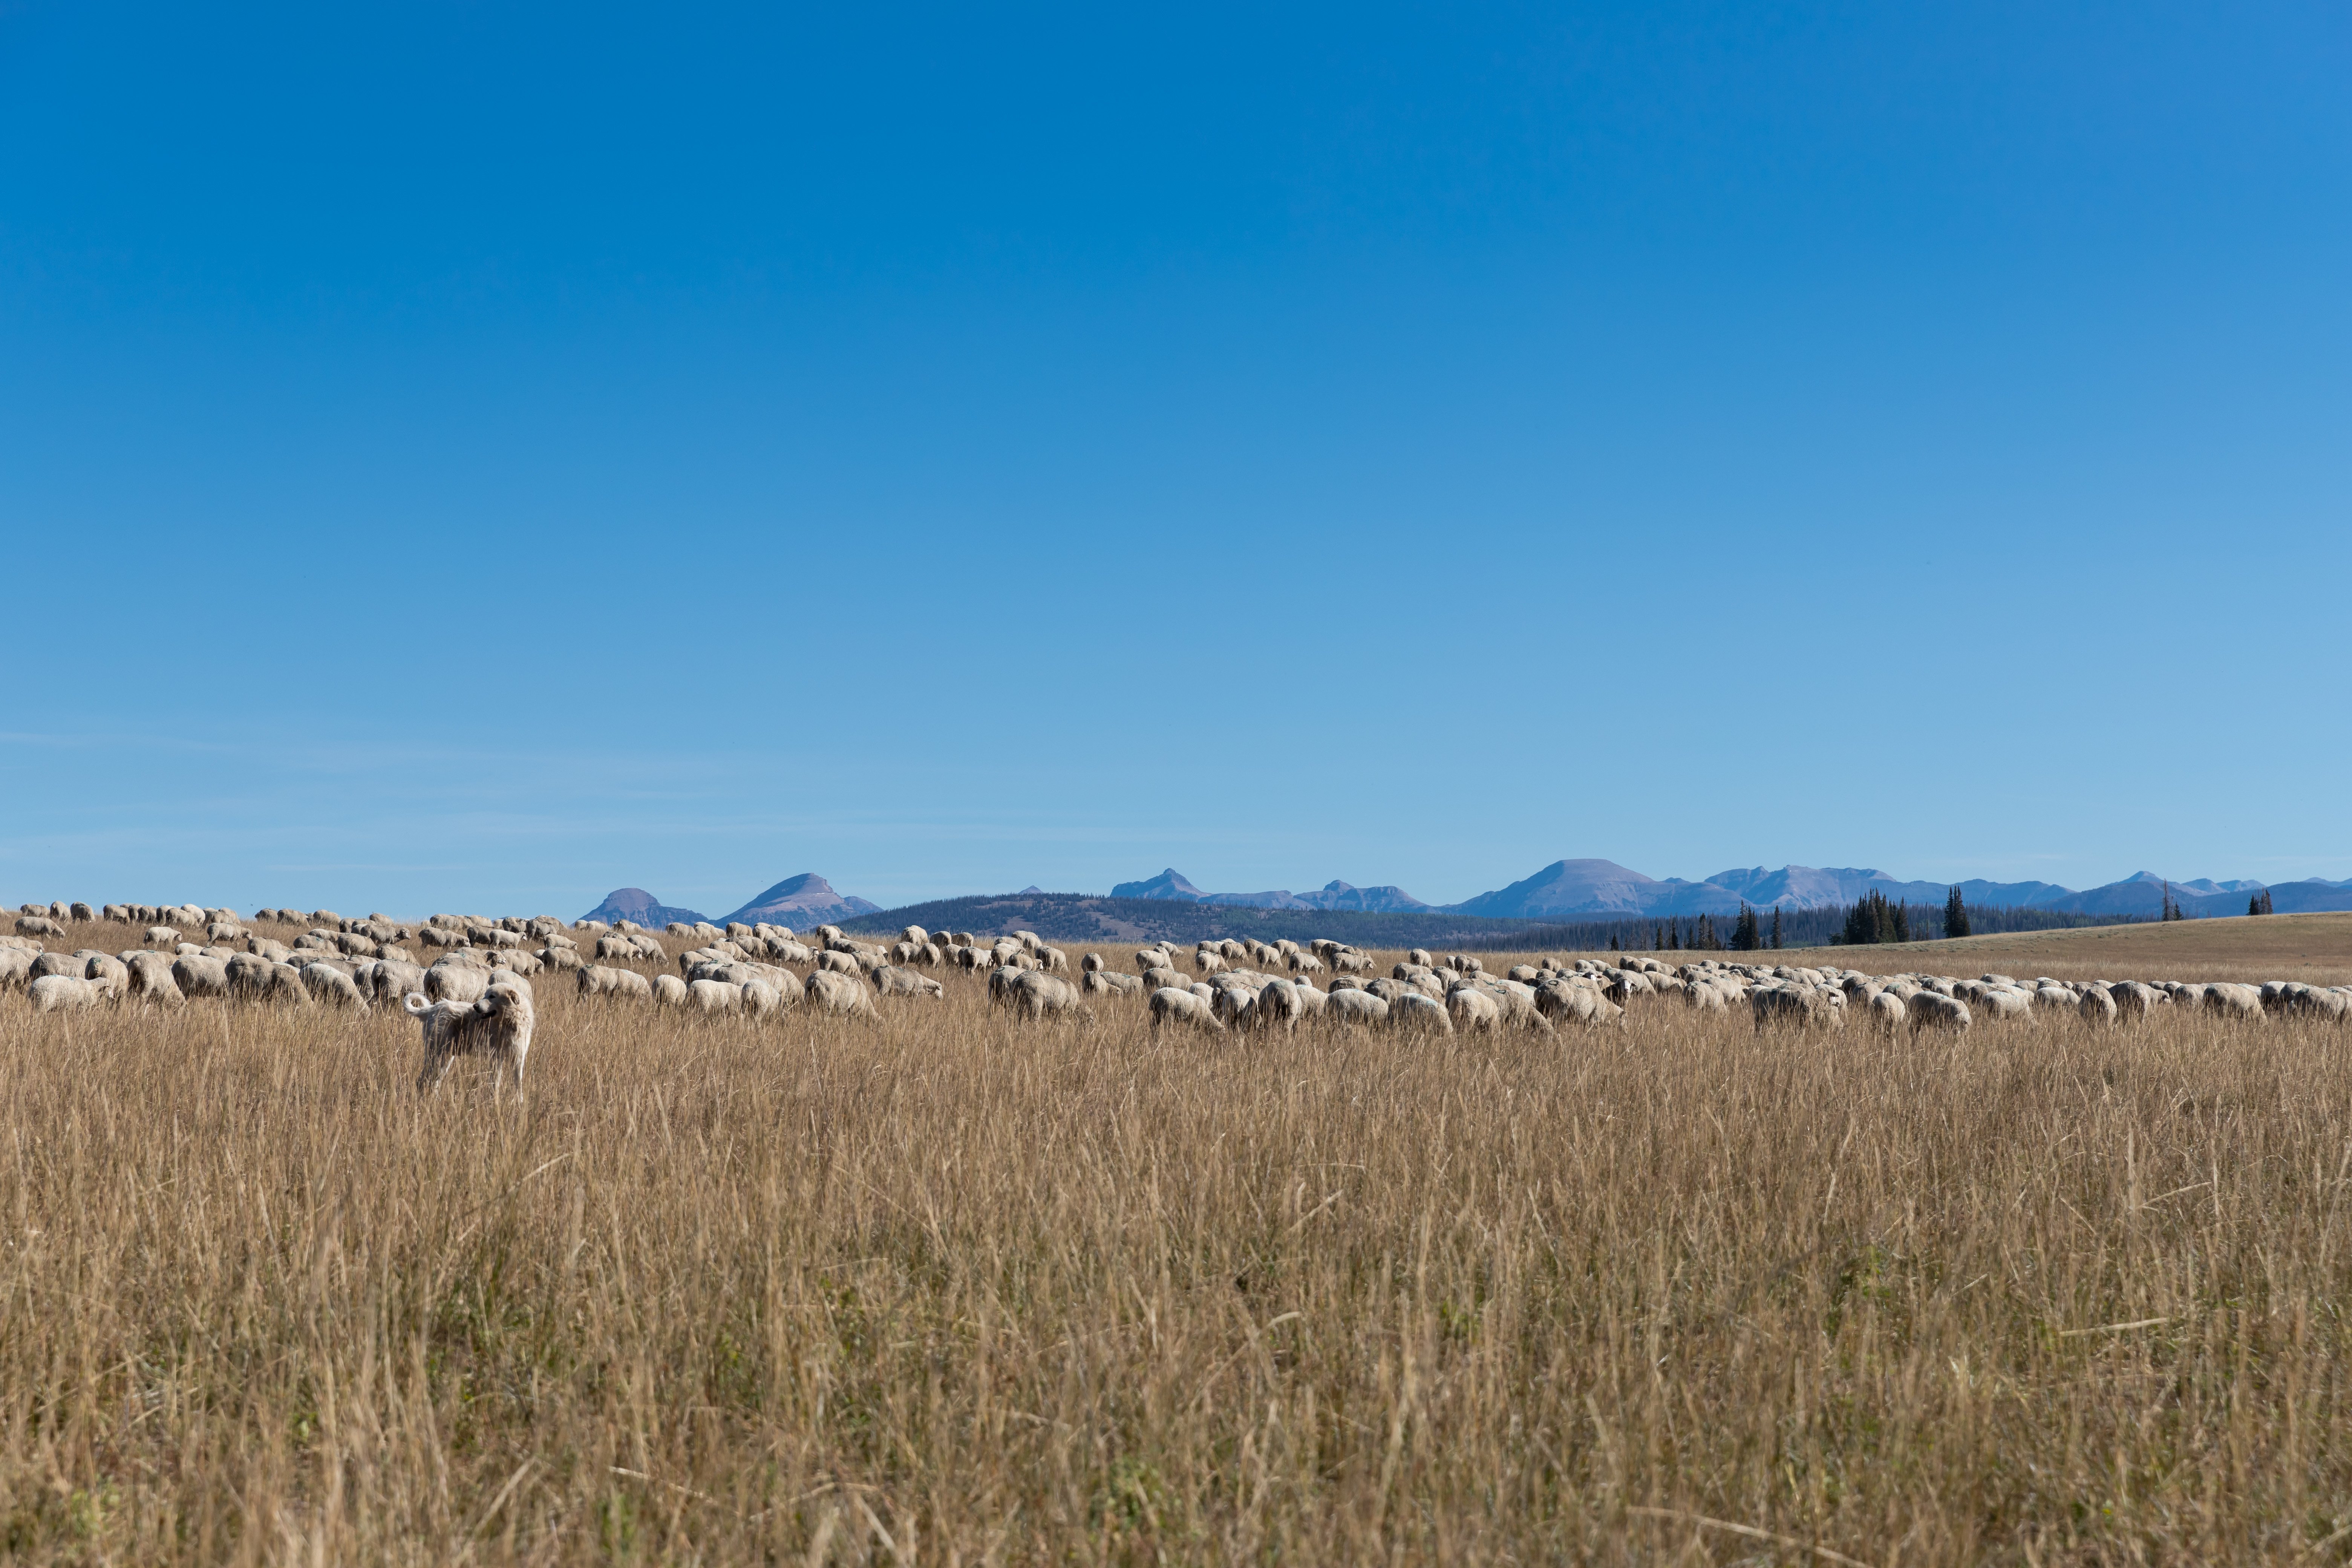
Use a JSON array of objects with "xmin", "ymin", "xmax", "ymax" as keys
[{"xmin": 839, "ymin": 893, "xmax": 1548, "ymax": 948}]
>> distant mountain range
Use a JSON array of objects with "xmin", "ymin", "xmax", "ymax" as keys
[
  {"xmin": 1110, "ymin": 869, "xmax": 1434, "ymax": 913},
  {"xmin": 582, "ymin": 873, "xmax": 880, "ymax": 930},
  {"xmin": 588, "ymin": 859, "xmax": 2352, "ymax": 937},
  {"xmin": 1110, "ymin": 859, "xmax": 2352, "ymax": 920}
]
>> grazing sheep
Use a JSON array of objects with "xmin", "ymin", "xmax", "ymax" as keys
[
  {"xmin": 577, "ymin": 965, "xmax": 654, "ymax": 1001},
  {"xmin": 815, "ymin": 950, "xmax": 861, "ymax": 975},
  {"xmin": 1324, "ymin": 989, "xmax": 1390, "ymax": 1027},
  {"xmin": 1395, "ymin": 991, "xmax": 1456, "ymax": 1034},
  {"xmin": 1141, "ymin": 965, "xmax": 1184, "ymax": 994},
  {"xmin": 407, "ymin": 983, "xmax": 535, "ymax": 1092},
  {"xmin": 1868, "ymin": 990, "xmax": 1907, "ymax": 1032},
  {"xmin": 1978, "ymin": 989, "xmax": 2032, "ymax": 1023},
  {"xmin": 69, "ymin": 902, "xmax": 94, "ymax": 922},
  {"xmin": 16, "ymin": 916, "xmax": 66, "ymax": 939},
  {"xmin": 1194, "ymin": 950, "xmax": 1227, "ymax": 975},
  {"xmin": 1751, "ymin": 985, "xmax": 1843, "ymax": 1033},
  {"xmin": 538, "ymin": 945, "xmax": 583, "ymax": 972},
  {"xmin": 225, "ymin": 952, "xmax": 280, "ymax": 997},
  {"xmin": 2110, "ymin": 981, "xmax": 2166, "ymax": 1020},
  {"xmin": 685, "ymin": 978, "xmax": 743, "ymax": 1014},
  {"xmin": 425, "ymin": 962, "xmax": 493, "ymax": 1004},
  {"xmin": 1083, "ymin": 970, "xmax": 1145, "ymax": 997},
  {"xmin": 1009, "ymin": 971, "xmax": 1088, "ymax": 1021},
  {"xmin": 805, "ymin": 969, "xmax": 880, "ymax": 1021},
  {"xmin": 1606, "ymin": 970, "xmax": 1654, "ymax": 1005},
  {"xmin": 1286, "ymin": 951, "xmax": 1325, "ymax": 974},
  {"xmin": 2284, "ymin": 988, "xmax": 2352, "ymax": 1023},
  {"xmin": 1149, "ymin": 986, "xmax": 1224, "ymax": 1032},
  {"xmin": 2078, "ymin": 987, "xmax": 2118, "ymax": 1026},
  {"xmin": 1333, "ymin": 952, "xmax": 1375, "ymax": 974},
  {"xmin": 29, "ymin": 975, "xmax": 110, "ymax": 1012},
  {"xmin": 369, "ymin": 960, "xmax": 430, "ymax": 1004},
  {"xmin": 28, "ymin": 952, "xmax": 85, "ymax": 982},
  {"xmin": 1210, "ymin": 983, "xmax": 1259, "ymax": 1029},
  {"xmin": 1081, "ymin": 952, "xmax": 1104, "ymax": 972},
  {"xmin": 1684, "ymin": 982, "xmax": 1730, "ymax": 1015},
  {"xmin": 171, "ymin": 955, "xmax": 231, "ymax": 999},
  {"xmin": 874, "ymin": 965, "xmax": 945, "ymax": 999},
  {"xmin": 1442, "ymin": 987, "xmax": 1496, "ymax": 1032},
  {"xmin": 301, "ymin": 962, "xmax": 369, "ymax": 1009},
  {"xmin": 2205, "ymin": 983, "xmax": 2266, "ymax": 1022},
  {"xmin": 121, "ymin": 952, "xmax": 182, "ymax": 1003},
  {"xmin": 81, "ymin": 953, "xmax": 128, "ymax": 996},
  {"xmin": 1907, "ymin": 992, "xmax": 1972, "ymax": 1034},
  {"xmin": 652, "ymin": 974, "xmax": 690, "ymax": 1006}
]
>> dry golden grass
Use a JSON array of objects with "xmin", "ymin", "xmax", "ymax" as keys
[
  {"xmin": 1497, "ymin": 910, "xmax": 2352, "ymax": 987},
  {"xmin": 5, "ymin": 915, "xmax": 2352, "ymax": 1563}
]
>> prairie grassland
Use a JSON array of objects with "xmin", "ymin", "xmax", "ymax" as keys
[
  {"xmin": 4, "ymin": 917, "xmax": 2352, "ymax": 1563},
  {"xmin": 1763, "ymin": 910, "xmax": 2352, "ymax": 986}
]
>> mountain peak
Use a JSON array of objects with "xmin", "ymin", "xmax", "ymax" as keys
[
  {"xmin": 720, "ymin": 873, "xmax": 881, "ymax": 928},
  {"xmin": 1111, "ymin": 869, "xmax": 1208, "ymax": 900},
  {"xmin": 580, "ymin": 887, "xmax": 709, "ymax": 926}
]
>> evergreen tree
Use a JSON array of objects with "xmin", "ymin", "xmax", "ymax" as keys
[
  {"xmin": 2249, "ymin": 889, "xmax": 2274, "ymax": 916},
  {"xmin": 1732, "ymin": 903, "xmax": 1761, "ymax": 951},
  {"xmin": 1670, "ymin": 922, "xmax": 1681, "ymax": 951},
  {"xmin": 1770, "ymin": 905, "xmax": 1783, "ymax": 950},
  {"xmin": 1842, "ymin": 891, "xmax": 1906, "ymax": 945},
  {"xmin": 1943, "ymin": 886, "xmax": 1970, "ymax": 940},
  {"xmin": 1609, "ymin": 934, "xmax": 1620, "ymax": 953}
]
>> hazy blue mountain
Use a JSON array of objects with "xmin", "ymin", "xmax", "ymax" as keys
[
  {"xmin": 581, "ymin": 887, "xmax": 709, "ymax": 927},
  {"xmin": 1110, "ymin": 871, "xmax": 1430, "ymax": 912},
  {"xmin": 1292, "ymin": 880, "xmax": 1432, "ymax": 913},
  {"xmin": 1111, "ymin": 869, "xmax": 1209, "ymax": 900},
  {"xmin": 719, "ymin": 873, "xmax": 881, "ymax": 928},
  {"xmin": 2263, "ymin": 878, "xmax": 2352, "ymax": 912},
  {"xmin": 1115, "ymin": 858, "xmax": 2352, "ymax": 923},
  {"xmin": 1439, "ymin": 859, "xmax": 2345, "ymax": 920},
  {"xmin": 1444, "ymin": 859, "xmax": 1667, "ymax": 919}
]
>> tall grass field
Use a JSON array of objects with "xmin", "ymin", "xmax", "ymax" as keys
[{"xmin": 4, "ymin": 916, "xmax": 2350, "ymax": 1563}]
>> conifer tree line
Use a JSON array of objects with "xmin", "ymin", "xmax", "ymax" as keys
[
  {"xmin": 1458, "ymin": 897, "xmax": 2160, "ymax": 953},
  {"xmin": 2248, "ymin": 888, "xmax": 2275, "ymax": 916}
]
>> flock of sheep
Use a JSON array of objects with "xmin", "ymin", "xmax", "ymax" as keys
[{"xmin": 8, "ymin": 900, "xmax": 2350, "ymax": 1090}]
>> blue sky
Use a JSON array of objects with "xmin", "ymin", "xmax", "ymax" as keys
[{"xmin": 3, "ymin": 0, "xmax": 2347, "ymax": 917}]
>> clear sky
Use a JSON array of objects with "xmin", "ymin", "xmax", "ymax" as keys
[{"xmin": 3, "ymin": 0, "xmax": 2347, "ymax": 919}]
